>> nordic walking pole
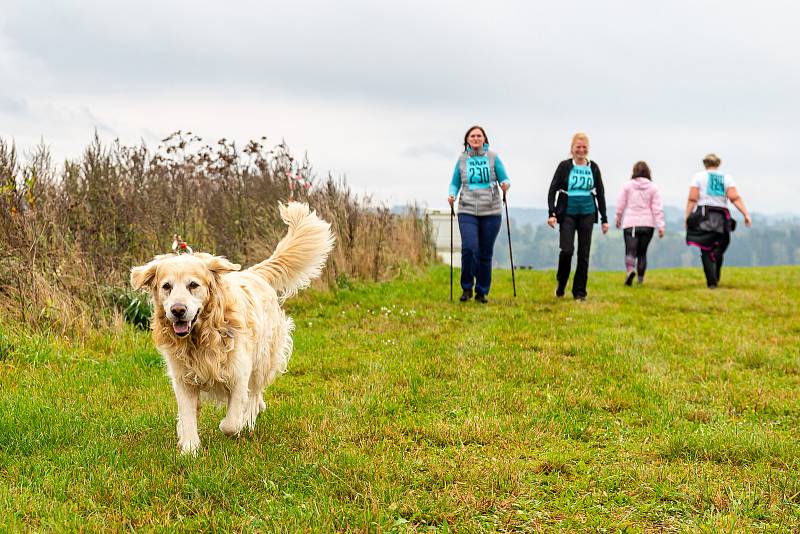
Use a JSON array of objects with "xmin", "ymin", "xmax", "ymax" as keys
[
  {"xmin": 503, "ymin": 190, "xmax": 517, "ymax": 297},
  {"xmin": 450, "ymin": 203, "xmax": 455, "ymax": 301}
]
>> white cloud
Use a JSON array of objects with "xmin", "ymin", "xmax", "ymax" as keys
[{"xmin": 1, "ymin": 0, "xmax": 798, "ymax": 213}]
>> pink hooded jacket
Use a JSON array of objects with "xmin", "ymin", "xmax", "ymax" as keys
[{"xmin": 615, "ymin": 177, "xmax": 665, "ymax": 229}]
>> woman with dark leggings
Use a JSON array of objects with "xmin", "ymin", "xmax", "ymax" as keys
[
  {"xmin": 547, "ymin": 132, "xmax": 608, "ymax": 301},
  {"xmin": 615, "ymin": 161, "xmax": 665, "ymax": 285},
  {"xmin": 685, "ymin": 153, "xmax": 751, "ymax": 288}
]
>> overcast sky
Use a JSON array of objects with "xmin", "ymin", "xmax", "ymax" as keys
[{"xmin": 2, "ymin": 0, "xmax": 798, "ymax": 214}]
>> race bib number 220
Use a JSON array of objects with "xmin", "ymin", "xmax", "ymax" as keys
[{"xmin": 568, "ymin": 166, "xmax": 594, "ymax": 193}]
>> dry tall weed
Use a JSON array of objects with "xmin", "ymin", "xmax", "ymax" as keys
[{"xmin": 0, "ymin": 133, "xmax": 435, "ymax": 333}]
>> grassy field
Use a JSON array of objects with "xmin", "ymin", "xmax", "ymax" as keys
[{"xmin": 1, "ymin": 265, "xmax": 799, "ymax": 532}]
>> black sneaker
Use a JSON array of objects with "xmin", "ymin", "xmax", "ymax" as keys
[
  {"xmin": 625, "ymin": 272, "xmax": 635, "ymax": 286},
  {"xmin": 474, "ymin": 292, "xmax": 488, "ymax": 304},
  {"xmin": 459, "ymin": 288, "xmax": 473, "ymax": 302},
  {"xmin": 555, "ymin": 286, "xmax": 565, "ymax": 298},
  {"xmin": 707, "ymin": 284, "xmax": 717, "ymax": 289}
]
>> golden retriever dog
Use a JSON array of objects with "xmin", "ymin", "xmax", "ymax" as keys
[{"xmin": 131, "ymin": 202, "xmax": 334, "ymax": 454}]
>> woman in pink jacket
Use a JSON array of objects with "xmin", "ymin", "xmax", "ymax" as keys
[{"xmin": 615, "ymin": 161, "xmax": 665, "ymax": 285}]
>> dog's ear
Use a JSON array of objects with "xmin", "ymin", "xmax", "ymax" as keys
[
  {"xmin": 203, "ymin": 255, "xmax": 241, "ymax": 276},
  {"xmin": 130, "ymin": 259, "xmax": 160, "ymax": 292},
  {"xmin": 199, "ymin": 255, "xmax": 241, "ymax": 334}
]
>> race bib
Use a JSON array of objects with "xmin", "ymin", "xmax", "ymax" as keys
[
  {"xmin": 707, "ymin": 172, "xmax": 725, "ymax": 196},
  {"xmin": 466, "ymin": 157, "xmax": 491, "ymax": 190},
  {"xmin": 568, "ymin": 165, "xmax": 594, "ymax": 196}
]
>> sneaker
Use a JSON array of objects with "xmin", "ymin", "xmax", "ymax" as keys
[
  {"xmin": 459, "ymin": 288, "xmax": 473, "ymax": 302},
  {"xmin": 475, "ymin": 292, "xmax": 488, "ymax": 304},
  {"xmin": 555, "ymin": 285, "xmax": 565, "ymax": 298},
  {"xmin": 624, "ymin": 272, "xmax": 635, "ymax": 286},
  {"xmin": 574, "ymin": 295, "xmax": 586, "ymax": 302},
  {"xmin": 707, "ymin": 284, "xmax": 717, "ymax": 289},
  {"xmin": 637, "ymin": 276, "xmax": 644, "ymax": 285}
]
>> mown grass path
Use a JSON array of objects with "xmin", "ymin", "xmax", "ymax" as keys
[{"xmin": 1, "ymin": 266, "xmax": 799, "ymax": 531}]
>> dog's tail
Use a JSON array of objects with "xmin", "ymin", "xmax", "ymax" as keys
[{"xmin": 249, "ymin": 202, "xmax": 335, "ymax": 299}]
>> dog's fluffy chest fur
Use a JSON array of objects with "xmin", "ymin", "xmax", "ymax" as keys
[{"xmin": 159, "ymin": 333, "xmax": 236, "ymax": 388}]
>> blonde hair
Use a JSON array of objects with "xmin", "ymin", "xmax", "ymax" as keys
[
  {"xmin": 702, "ymin": 153, "xmax": 721, "ymax": 168},
  {"xmin": 571, "ymin": 132, "xmax": 590, "ymax": 155}
]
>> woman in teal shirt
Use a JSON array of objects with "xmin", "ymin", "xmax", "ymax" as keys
[
  {"xmin": 448, "ymin": 125, "xmax": 510, "ymax": 303},
  {"xmin": 546, "ymin": 132, "xmax": 608, "ymax": 300}
]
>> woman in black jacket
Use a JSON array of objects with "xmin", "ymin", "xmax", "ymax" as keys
[{"xmin": 546, "ymin": 132, "xmax": 608, "ymax": 300}]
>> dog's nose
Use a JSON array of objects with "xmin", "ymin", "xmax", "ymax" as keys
[{"xmin": 171, "ymin": 304, "xmax": 187, "ymax": 318}]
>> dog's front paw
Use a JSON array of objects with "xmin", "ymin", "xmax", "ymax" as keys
[
  {"xmin": 219, "ymin": 417, "xmax": 243, "ymax": 437},
  {"xmin": 178, "ymin": 437, "xmax": 201, "ymax": 455}
]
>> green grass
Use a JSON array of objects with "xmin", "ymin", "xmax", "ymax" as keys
[{"xmin": 1, "ymin": 265, "xmax": 799, "ymax": 532}]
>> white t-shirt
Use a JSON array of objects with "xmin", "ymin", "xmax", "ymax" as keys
[{"xmin": 691, "ymin": 170, "xmax": 735, "ymax": 208}]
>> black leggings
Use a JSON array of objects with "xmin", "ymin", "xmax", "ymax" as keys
[
  {"xmin": 623, "ymin": 227, "xmax": 654, "ymax": 278},
  {"xmin": 557, "ymin": 213, "xmax": 595, "ymax": 298},
  {"xmin": 700, "ymin": 232, "xmax": 730, "ymax": 287}
]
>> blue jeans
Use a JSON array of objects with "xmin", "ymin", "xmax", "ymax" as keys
[{"xmin": 458, "ymin": 213, "xmax": 502, "ymax": 296}]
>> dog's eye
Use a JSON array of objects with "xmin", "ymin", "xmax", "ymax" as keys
[
  {"xmin": 188, "ymin": 281, "xmax": 199, "ymax": 290},
  {"xmin": 162, "ymin": 282, "xmax": 172, "ymax": 291}
]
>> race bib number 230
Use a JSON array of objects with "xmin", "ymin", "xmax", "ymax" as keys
[{"xmin": 466, "ymin": 157, "xmax": 491, "ymax": 189}]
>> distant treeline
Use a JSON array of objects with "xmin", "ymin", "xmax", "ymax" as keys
[{"xmin": 493, "ymin": 209, "xmax": 800, "ymax": 270}]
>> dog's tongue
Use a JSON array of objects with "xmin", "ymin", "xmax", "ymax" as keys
[{"xmin": 173, "ymin": 321, "xmax": 191, "ymax": 335}]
